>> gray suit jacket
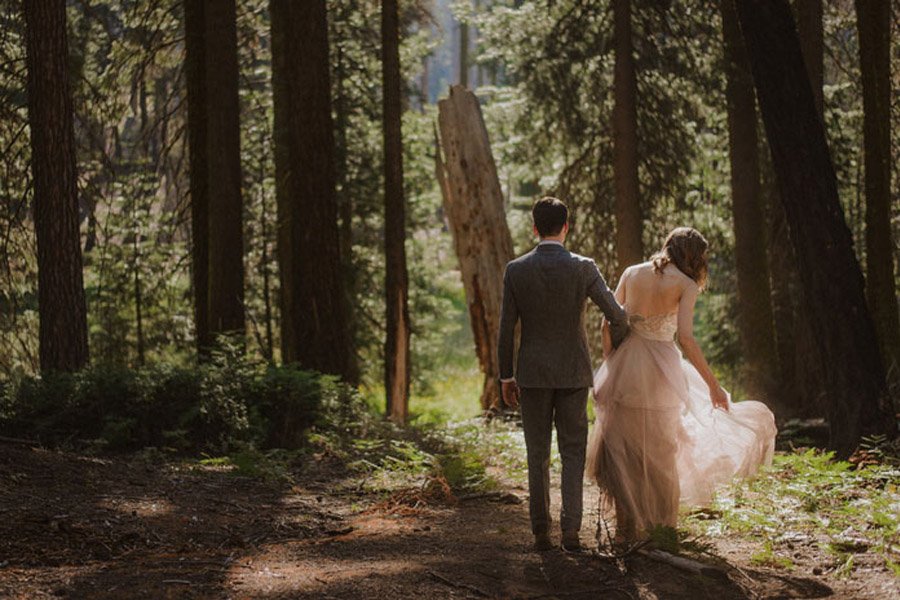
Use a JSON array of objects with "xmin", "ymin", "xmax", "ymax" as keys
[{"xmin": 498, "ymin": 243, "xmax": 628, "ymax": 389}]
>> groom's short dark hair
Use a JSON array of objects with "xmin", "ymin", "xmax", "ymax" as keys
[{"xmin": 532, "ymin": 196, "xmax": 568, "ymax": 237}]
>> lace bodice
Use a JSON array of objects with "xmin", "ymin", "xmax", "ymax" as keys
[{"xmin": 628, "ymin": 312, "xmax": 677, "ymax": 341}]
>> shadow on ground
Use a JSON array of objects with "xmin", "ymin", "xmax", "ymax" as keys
[{"xmin": 0, "ymin": 444, "xmax": 836, "ymax": 599}]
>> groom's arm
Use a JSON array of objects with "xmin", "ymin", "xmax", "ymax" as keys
[
  {"xmin": 498, "ymin": 265, "xmax": 518, "ymax": 382},
  {"xmin": 586, "ymin": 261, "xmax": 629, "ymax": 348}
]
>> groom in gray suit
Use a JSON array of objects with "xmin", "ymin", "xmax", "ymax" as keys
[{"xmin": 498, "ymin": 197, "xmax": 629, "ymax": 552}]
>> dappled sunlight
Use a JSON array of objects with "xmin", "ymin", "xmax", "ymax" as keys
[
  {"xmin": 101, "ymin": 496, "xmax": 176, "ymax": 519},
  {"xmin": 228, "ymin": 553, "xmax": 416, "ymax": 597}
]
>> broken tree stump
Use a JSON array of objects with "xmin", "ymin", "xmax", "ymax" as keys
[{"xmin": 435, "ymin": 85, "xmax": 515, "ymax": 412}]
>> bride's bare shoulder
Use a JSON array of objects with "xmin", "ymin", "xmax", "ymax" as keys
[{"xmin": 623, "ymin": 261, "xmax": 654, "ymax": 278}]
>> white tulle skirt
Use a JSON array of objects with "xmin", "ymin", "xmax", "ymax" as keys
[{"xmin": 585, "ymin": 332, "xmax": 776, "ymax": 536}]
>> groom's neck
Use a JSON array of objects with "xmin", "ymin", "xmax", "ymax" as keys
[{"xmin": 539, "ymin": 235, "xmax": 566, "ymax": 244}]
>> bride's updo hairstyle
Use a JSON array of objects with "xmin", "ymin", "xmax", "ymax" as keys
[{"xmin": 651, "ymin": 227, "xmax": 709, "ymax": 289}]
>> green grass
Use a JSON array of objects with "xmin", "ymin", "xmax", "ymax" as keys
[{"xmin": 410, "ymin": 364, "xmax": 484, "ymax": 424}]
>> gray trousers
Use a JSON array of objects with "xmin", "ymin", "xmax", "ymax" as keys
[{"xmin": 519, "ymin": 387, "xmax": 589, "ymax": 535}]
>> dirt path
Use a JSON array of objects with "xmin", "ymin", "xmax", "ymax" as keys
[{"xmin": 0, "ymin": 443, "xmax": 894, "ymax": 599}]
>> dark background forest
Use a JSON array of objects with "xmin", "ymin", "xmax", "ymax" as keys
[{"xmin": 0, "ymin": 0, "xmax": 898, "ymax": 598}]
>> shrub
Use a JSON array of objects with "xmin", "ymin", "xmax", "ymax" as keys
[{"xmin": 0, "ymin": 353, "xmax": 357, "ymax": 453}]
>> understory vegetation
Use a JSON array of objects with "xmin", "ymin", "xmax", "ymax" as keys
[
  {"xmin": 681, "ymin": 443, "xmax": 900, "ymax": 579},
  {"xmin": 2, "ymin": 344, "xmax": 898, "ymax": 586}
]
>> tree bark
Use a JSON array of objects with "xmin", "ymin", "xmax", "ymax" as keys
[
  {"xmin": 184, "ymin": 0, "xmax": 245, "ymax": 353},
  {"xmin": 765, "ymin": 0, "xmax": 825, "ymax": 417},
  {"xmin": 734, "ymin": 0, "xmax": 895, "ymax": 456},
  {"xmin": 23, "ymin": 0, "xmax": 89, "ymax": 373},
  {"xmin": 459, "ymin": 15, "xmax": 469, "ymax": 88},
  {"xmin": 271, "ymin": 0, "xmax": 355, "ymax": 379},
  {"xmin": 612, "ymin": 0, "xmax": 643, "ymax": 275},
  {"xmin": 382, "ymin": 0, "xmax": 412, "ymax": 422},
  {"xmin": 184, "ymin": 0, "xmax": 209, "ymax": 355},
  {"xmin": 333, "ymin": 37, "xmax": 359, "ymax": 385},
  {"xmin": 203, "ymin": 0, "xmax": 245, "ymax": 340},
  {"xmin": 721, "ymin": 0, "xmax": 780, "ymax": 410},
  {"xmin": 436, "ymin": 85, "xmax": 516, "ymax": 412},
  {"xmin": 856, "ymin": 0, "xmax": 900, "ymax": 383},
  {"xmin": 793, "ymin": 0, "xmax": 823, "ymax": 117}
]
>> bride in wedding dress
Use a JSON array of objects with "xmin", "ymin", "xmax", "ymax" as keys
[{"xmin": 585, "ymin": 227, "xmax": 777, "ymax": 542}]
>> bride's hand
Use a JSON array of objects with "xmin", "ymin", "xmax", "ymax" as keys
[{"xmin": 710, "ymin": 385, "xmax": 729, "ymax": 411}]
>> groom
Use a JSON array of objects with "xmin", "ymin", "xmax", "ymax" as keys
[{"xmin": 498, "ymin": 197, "xmax": 629, "ymax": 552}]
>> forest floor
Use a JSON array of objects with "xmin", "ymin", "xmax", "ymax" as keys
[{"xmin": 0, "ymin": 423, "xmax": 898, "ymax": 600}]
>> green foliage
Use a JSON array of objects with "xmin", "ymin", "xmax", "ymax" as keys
[
  {"xmin": 198, "ymin": 445, "xmax": 295, "ymax": 484},
  {"xmin": 684, "ymin": 447, "xmax": 900, "ymax": 576},
  {"xmin": 750, "ymin": 539, "xmax": 795, "ymax": 570},
  {"xmin": 0, "ymin": 348, "xmax": 359, "ymax": 454}
]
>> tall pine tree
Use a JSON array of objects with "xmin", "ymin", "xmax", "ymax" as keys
[
  {"xmin": 184, "ymin": 0, "xmax": 245, "ymax": 355},
  {"xmin": 382, "ymin": 0, "xmax": 412, "ymax": 422},
  {"xmin": 721, "ymin": 0, "xmax": 779, "ymax": 411},
  {"xmin": 856, "ymin": 0, "xmax": 900, "ymax": 383},
  {"xmin": 735, "ymin": 0, "xmax": 895, "ymax": 456},
  {"xmin": 270, "ymin": 0, "xmax": 355, "ymax": 379},
  {"xmin": 23, "ymin": 0, "xmax": 89, "ymax": 372},
  {"xmin": 612, "ymin": 0, "xmax": 643, "ymax": 275}
]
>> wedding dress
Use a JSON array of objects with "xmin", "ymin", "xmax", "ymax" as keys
[{"xmin": 585, "ymin": 311, "xmax": 776, "ymax": 536}]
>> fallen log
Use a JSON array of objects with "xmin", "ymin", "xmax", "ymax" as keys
[{"xmin": 638, "ymin": 548, "xmax": 729, "ymax": 581}]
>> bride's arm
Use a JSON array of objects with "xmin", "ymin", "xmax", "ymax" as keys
[
  {"xmin": 601, "ymin": 318, "xmax": 612, "ymax": 358},
  {"xmin": 601, "ymin": 271, "xmax": 628, "ymax": 358},
  {"xmin": 676, "ymin": 282, "xmax": 729, "ymax": 411}
]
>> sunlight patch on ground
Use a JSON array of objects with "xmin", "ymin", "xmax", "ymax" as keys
[
  {"xmin": 101, "ymin": 496, "xmax": 175, "ymax": 518},
  {"xmin": 228, "ymin": 558, "xmax": 416, "ymax": 596}
]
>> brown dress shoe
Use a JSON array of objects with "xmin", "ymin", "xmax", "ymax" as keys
[
  {"xmin": 533, "ymin": 532, "xmax": 555, "ymax": 552},
  {"xmin": 561, "ymin": 530, "xmax": 582, "ymax": 552}
]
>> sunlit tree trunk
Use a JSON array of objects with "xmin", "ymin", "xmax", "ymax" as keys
[
  {"xmin": 612, "ymin": 0, "xmax": 643, "ymax": 275},
  {"xmin": 735, "ymin": 0, "xmax": 895, "ymax": 457},
  {"xmin": 436, "ymin": 85, "xmax": 515, "ymax": 413},
  {"xmin": 856, "ymin": 0, "xmax": 900, "ymax": 383},
  {"xmin": 23, "ymin": 0, "xmax": 89, "ymax": 373},
  {"xmin": 271, "ymin": 0, "xmax": 355, "ymax": 379},
  {"xmin": 720, "ymin": 0, "xmax": 779, "ymax": 411},
  {"xmin": 382, "ymin": 0, "xmax": 411, "ymax": 422}
]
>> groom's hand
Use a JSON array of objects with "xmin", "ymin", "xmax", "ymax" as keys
[{"xmin": 501, "ymin": 380, "xmax": 520, "ymax": 408}]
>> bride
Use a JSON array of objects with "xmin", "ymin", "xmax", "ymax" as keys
[{"xmin": 586, "ymin": 227, "xmax": 777, "ymax": 543}]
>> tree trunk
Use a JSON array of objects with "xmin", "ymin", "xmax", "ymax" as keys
[
  {"xmin": 23, "ymin": 0, "xmax": 89, "ymax": 373},
  {"xmin": 436, "ymin": 85, "xmax": 516, "ymax": 412},
  {"xmin": 761, "ymin": 158, "xmax": 803, "ymax": 413},
  {"xmin": 734, "ymin": 0, "xmax": 895, "ymax": 457},
  {"xmin": 133, "ymin": 228, "xmax": 145, "ymax": 366},
  {"xmin": 612, "ymin": 0, "xmax": 643, "ymax": 275},
  {"xmin": 793, "ymin": 0, "xmax": 823, "ymax": 117},
  {"xmin": 333, "ymin": 38, "xmax": 359, "ymax": 385},
  {"xmin": 856, "ymin": 0, "xmax": 900, "ymax": 384},
  {"xmin": 721, "ymin": 0, "xmax": 780, "ymax": 411},
  {"xmin": 184, "ymin": 0, "xmax": 209, "ymax": 356},
  {"xmin": 203, "ymin": 0, "xmax": 245, "ymax": 341},
  {"xmin": 764, "ymin": 0, "xmax": 825, "ymax": 418},
  {"xmin": 382, "ymin": 0, "xmax": 412, "ymax": 422},
  {"xmin": 459, "ymin": 19, "xmax": 469, "ymax": 88},
  {"xmin": 271, "ymin": 0, "xmax": 355, "ymax": 379}
]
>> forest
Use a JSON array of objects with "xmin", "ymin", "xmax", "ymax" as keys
[{"xmin": 0, "ymin": 0, "xmax": 898, "ymax": 598}]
